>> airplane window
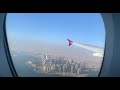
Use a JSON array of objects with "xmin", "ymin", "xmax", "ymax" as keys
[{"xmin": 6, "ymin": 13, "xmax": 105, "ymax": 77}]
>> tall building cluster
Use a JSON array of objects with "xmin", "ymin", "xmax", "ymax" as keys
[{"xmin": 40, "ymin": 54, "xmax": 86, "ymax": 76}]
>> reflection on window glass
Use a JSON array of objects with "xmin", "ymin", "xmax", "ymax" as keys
[{"xmin": 6, "ymin": 13, "xmax": 105, "ymax": 77}]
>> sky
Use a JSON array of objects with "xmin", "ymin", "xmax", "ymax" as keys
[{"xmin": 6, "ymin": 13, "xmax": 105, "ymax": 48}]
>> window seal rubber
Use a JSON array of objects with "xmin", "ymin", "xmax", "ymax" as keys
[
  {"xmin": 98, "ymin": 14, "xmax": 106, "ymax": 77},
  {"xmin": 3, "ymin": 13, "xmax": 18, "ymax": 77}
]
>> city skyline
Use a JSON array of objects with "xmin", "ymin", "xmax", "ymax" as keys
[{"xmin": 25, "ymin": 51, "xmax": 101, "ymax": 77}]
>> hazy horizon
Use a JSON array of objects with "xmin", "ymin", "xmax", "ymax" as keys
[{"xmin": 6, "ymin": 13, "xmax": 105, "ymax": 49}]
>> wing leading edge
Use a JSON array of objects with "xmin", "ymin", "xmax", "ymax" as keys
[{"xmin": 67, "ymin": 39, "xmax": 104, "ymax": 57}]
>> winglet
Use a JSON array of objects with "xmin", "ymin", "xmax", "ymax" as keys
[{"xmin": 67, "ymin": 39, "xmax": 73, "ymax": 46}]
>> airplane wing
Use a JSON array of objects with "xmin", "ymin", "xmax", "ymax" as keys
[
  {"xmin": 67, "ymin": 39, "xmax": 104, "ymax": 57},
  {"xmin": 73, "ymin": 43, "xmax": 103, "ymax": 53},
  {"xmin": 73, "ymin": 43, "xmax": 104, "ymax": 57}
]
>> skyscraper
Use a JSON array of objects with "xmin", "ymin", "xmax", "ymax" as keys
[
  {"xmin": 63, "ymin": 64, "xmax": 66, "ymax": 73},
  {"xmin": 70, "ymin": 63, "xmax": 74, "ymax": 74},
  {"xmin": 77, "ymin": 68, "xmax": 81, "ymax": 75}
]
